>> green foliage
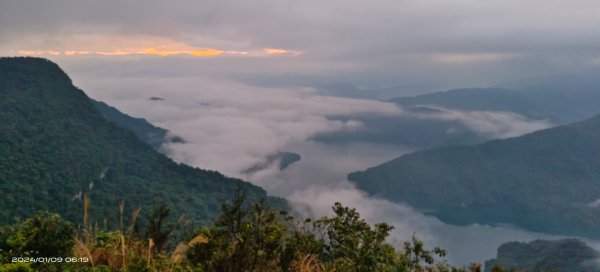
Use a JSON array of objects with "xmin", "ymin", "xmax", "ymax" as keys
[
  {"xmin": 63, "ymin": 266, "xmax": 111, "ymax": 272},
  {"xmin": 0, "ymin": 212, "xmax": 74, "ymax": 271},
  {"xmin": 186, "ymin": 193, "xmax": 456, "ymax": 272},
  {"xmin": 349, "ymin": 114, "xmax": 600, "ymax": 238},
  {"xmin": 397, "ymin": 235, "xmax": 447, "ymax": 271},
  {"xmin": 0, "ymin": 212, "xmax": 74, "ymax": 260},
  {"xmin": 186, "ymin": 191, "xmax": 286, "ymax": 272},
  {"xmin": 0, "ymin": 195, "xmax": 484, "ymax": 272},
  {"xmin": 0, "ymin": 57, "xmax": 283, "ymax": 227},
  {"xmin": 144, "ymin": 203, "xmax": 179, "ymax": 253},
  {"xmin": 0, "ymin": 262, "xmax": 34, "ymax": 272},
  {"xmin": 316, "ymin": 202, "xmax": 397, "ymax": 271},
  {"xmin": 279, "ymin": 217, "xmax": 325, "ymax": 270}
]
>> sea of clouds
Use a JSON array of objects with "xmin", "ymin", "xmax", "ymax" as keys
[{"xmin": 66, "ymin": 60, "xmax": 565, "ymax": 265}]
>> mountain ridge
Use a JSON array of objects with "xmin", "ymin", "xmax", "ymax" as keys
[
  {"xmin": 348, "ymin": 113, "xmax": 600, "ymax": 238},
  {"xmin": 391, "ymin": 79, "xmax": 600, "ymax": 124},
  {"xmin": 0, "ymin": 57, "xmax": 283, "ymax": 225},
  {"xmin": 484, "ymin": 239, "xmax": 600, "ymax": 272},
  {"xmin": 91, "ymin": 99, "xmax": 185, "ymax": 150}
]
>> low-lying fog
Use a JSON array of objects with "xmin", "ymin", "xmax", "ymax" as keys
[
  {"xmin": 243, "ymin": 141, "xmax": 564, "ymax": 265},
  {"xmin": 72, "ymin": 68, "xmax": 575, "ymax": 265}
]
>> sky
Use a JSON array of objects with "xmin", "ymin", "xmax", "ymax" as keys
[
  {"xmin": 2, "ymin": 0, "xmax": 599, "ymax": 264},
  {"xmin": 2, "ymin": 0, "xmax": 600, "ymax": 92}
]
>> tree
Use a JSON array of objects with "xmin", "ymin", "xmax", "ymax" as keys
[
  {"xmin": 316, "ymin": 202, "xmax": 397, "ymax": 272},
  {"xmin": 0, "ymin": 212, "xmax": 74, "ymax": 259},
  {"xmin": 398, "ymin": 234, "xmax": 447, "ymax": 272},
  {"xmin": 145, "ymin": 203, "xmax": 178, "ymax": 253},
  {"xmin": 0, "ymin": 212, "xmax": 74, "ymax": 271},
  {"xmin": 185, "ymin": 194, "xmax": 460, "ymax": 272},
  {"xmin": 186, "ymin": 190, "xmax": 286, "ymax": 272}
]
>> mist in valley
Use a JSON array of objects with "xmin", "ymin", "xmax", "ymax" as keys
[{"xmin": 57, "ymin": 64, "xmax": 579, "ymax": 265}]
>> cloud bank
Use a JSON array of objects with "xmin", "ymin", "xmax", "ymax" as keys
[
  {"xmin": 4, "ymin": 0, "xmax": 600, "ymax": 93},
  {"xmin": 410, "ymin": 106, "xmax": 553, "ymax": 139},
  {"xmin": 64, "ymin": 59, "xmax": 563, "ymax": 264}
]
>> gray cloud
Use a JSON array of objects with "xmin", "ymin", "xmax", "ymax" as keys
[
  {"xmin": 72, "ymin": 68, "xmax": 400, "ymax": 176},
  {"xmin": 3, "ymin": 0, "xmax": 600, "ymax": 52},
  {"xmin": 410, "ymin": 106, "xmax": 553, "ymax": 139},
  {"xmin": 3, "ymin": 0, "xmax": 600, "ymax": 92}
]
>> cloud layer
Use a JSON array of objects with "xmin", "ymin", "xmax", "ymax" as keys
[
  {"xmin": 410, "ymin": 106, "xmax": 553, "ymax": 139},
  {"xmin": 64, "ymin": 59, "xmax": 564, "ymax": 264},
  {"xmin": 3, "ymin": 0, "xmax": 600, "ymax": 92},
  {"xmin": 80, "ymin": 73, "xmax": 400, "ymax": 175}
]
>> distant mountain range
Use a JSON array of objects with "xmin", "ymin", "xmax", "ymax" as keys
[
  {"xmin": 392, "ymin": 85, "xmax": 600, "ymax": 124},
  {"xmin": 485, "ymin": 239, "xmax": 600, "ymax": 272},
  {"xmin": 318, "ymin": 70, "xmax": 600, "ymax": 149},
  {"xmin": 348, "ymin": 114, "xmax": 600, "ymax": 238},
  {"xmin": 314, "ymin": 110, "xmax": 484, "ymax": 148},
  {"xmin": 0, "ymin": 57, "xmax": 283, "ymax": 225}
]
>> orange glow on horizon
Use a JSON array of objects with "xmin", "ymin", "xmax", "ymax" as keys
[
  {"xmin": 11, "ymin": 34, "xmax": 301, "ymax": 58},
  {"xmin": 225, "ymin": 50, "xmax": 250, "ymax": 55},
  {"xmin": 264, "ymin": 48, "xmax": 302, "ymax": 56},
  {"xmin": 16, "ymin": 48, "xmax": 226, "ymax": 57},
  {"xmin": 16, "ymin": 46, "xmax": 302, "ymax": 58},
  {"xmin": 139, "ymin": 48, "xmax": 224, "ymax": 57},
  {"xmin": 187, "ymin": 49, "xmax": 224, "ymax": 57},
  {"xmin": 96, "ymin": 50, "xmax": 137, "ymax": 56},
  {"xmin": 18, "ymin": 50, "xmax": 45, "ymax": 56}
]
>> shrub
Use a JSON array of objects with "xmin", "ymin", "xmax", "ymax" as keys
[{"xmin": 0, "ymin": 211, "xmax": 74, "ymax": 259}]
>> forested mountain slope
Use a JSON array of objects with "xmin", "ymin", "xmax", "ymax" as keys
[
  {"xmin": 91, "ymin": 99, "xmax": 184, "ymax": 150},
  {"xmin": 0, "ymin": 57, "xmax": 281, "ymax": 225},
  {"xmin": 349, "ymin": 113, "xmax": 600, "ymax": 237}
]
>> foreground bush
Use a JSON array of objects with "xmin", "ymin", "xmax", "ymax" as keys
[
  {"xmin": 0, "ymin": 211, "xmax": 75, "ymax": 271},
  {"xmin": 0, "ymin": 193, "xmax": 483, "ymax": 272}
]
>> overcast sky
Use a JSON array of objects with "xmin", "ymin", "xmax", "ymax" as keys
[{"xmin": 2, "ymin": 0, "xmax": 600, "ymax": 92}]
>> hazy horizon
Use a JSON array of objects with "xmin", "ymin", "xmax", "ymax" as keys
[{"xmin": 3, "ymin": 0, "xmax": 600, "ymax": 95}]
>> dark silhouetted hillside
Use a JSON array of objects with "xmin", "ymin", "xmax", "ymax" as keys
[
  {"xmin": 0, "ymin": 57, "xmax": 282, "ymax": 225},
  {"xmin": 485, "ymin": 239, "xmax": 600, "ymax": 272},
  {"xmin": 349, "ymin": 114, "xmax": 600, "ymax": 238}
]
